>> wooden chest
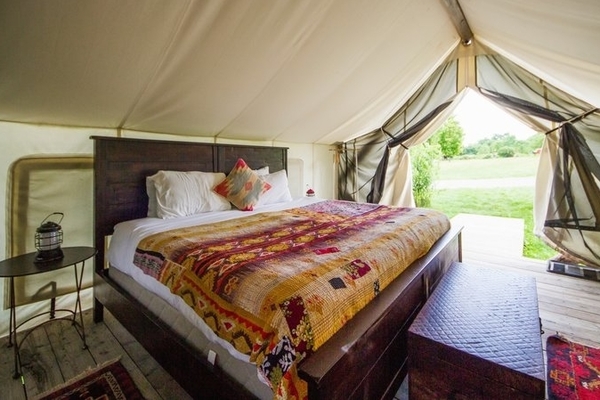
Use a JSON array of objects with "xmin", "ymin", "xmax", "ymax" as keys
[{"xmin": 408, "ymin": 262, "xmax": 545, "ymax": 399}]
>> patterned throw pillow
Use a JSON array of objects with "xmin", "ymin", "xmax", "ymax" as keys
[{"xmin": 214, "ymin": 158, "xmax": 272, "ymax": 211}]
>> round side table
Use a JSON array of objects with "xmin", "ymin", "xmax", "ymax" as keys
[{"xmin": 0, "ymin": 246, "xmax": 96, "ymax": 379}]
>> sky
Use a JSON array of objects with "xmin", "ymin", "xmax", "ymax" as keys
[{"xmin": 452, "ymin": 90, "xmax": 537, "ymax": 145}]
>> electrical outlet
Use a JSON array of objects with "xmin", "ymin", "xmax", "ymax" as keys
[{"xmin": 208, "ymin": 349, "xmax": 217, "ymax": 366}]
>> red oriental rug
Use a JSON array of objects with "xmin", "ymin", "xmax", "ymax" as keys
[
  {"xmin": 34, "ymin": 359, "xmax": 145, "ymax": 400},
  {"xmin": 547, "ymin": 335, "xmax": 600, "ymax": 399}
]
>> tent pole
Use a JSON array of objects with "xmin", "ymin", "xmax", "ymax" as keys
[
  {"xmin": 543, "ymin": 107, "xmax": 599, "ymax": 136},
  {"xmin": 440, "ymin": 0, "xmax": 474, "ymax": 45}
]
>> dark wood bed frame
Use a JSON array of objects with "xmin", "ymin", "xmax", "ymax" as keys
[{"xmin": 91, "ymin": 135, "xmax": 462, "ymax": 400}]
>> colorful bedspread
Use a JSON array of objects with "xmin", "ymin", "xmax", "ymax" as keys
[{"xmin": 133, "ymin": 200, "xmax": 450, "ymax": 399}]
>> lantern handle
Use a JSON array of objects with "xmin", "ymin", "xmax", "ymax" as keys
[{"xmin": 41, "ymin": 212, "xmax": 64, "ymax": 225}]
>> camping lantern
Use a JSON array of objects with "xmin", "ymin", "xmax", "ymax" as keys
[{"xmin": 35, "ymin": 212, "xmax": 64, "ymax": 262}]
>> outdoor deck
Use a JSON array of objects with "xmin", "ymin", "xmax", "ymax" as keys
[{"xmin": 1, "ymin": 214, "xmax": 599, "ymax": 399}]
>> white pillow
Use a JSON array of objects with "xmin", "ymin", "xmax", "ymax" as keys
[
  {"xmin": 148, "ymin": 171, "xmax": 231, "ymax": 219},
  {"xmin": 254, "ymin": 166, "xmax": 269, "ymax": 176},
  {"xmin": 256, "ymin": 169, "xmax": 293, "ymax": 206}
]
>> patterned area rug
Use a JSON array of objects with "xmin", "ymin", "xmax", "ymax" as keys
[
  {"xmin": 34, "ymin": 359, "xmax": 145, "ymax": 400},
  {"xmin": 547, "ymin": 335, "xmax": 600, "ymax": 399}
]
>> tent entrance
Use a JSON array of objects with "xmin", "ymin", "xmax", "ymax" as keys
[{"xmin": 339, "ymin": 42, "xmax": 600, "ymax": 269}]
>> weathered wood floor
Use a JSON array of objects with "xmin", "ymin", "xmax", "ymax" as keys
[
  {"xmin": 0, "ymin": 309, "xmax": 191, "ymax": 400},
  {"xmin": 1, "ymin": 214, "xmax": 599, "ymax": 400}
]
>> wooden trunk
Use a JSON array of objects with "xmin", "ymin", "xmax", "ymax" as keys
[{"xmin": 408, "ymin": 262, "xmax": 545, "ymax": 399}]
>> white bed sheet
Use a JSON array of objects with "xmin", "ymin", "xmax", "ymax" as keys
[{"xmin": 107, "ymin": 196, "xmax": 323, "ymax": 364}]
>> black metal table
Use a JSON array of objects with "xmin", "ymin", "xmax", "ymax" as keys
[{"xmin": 0, "ymin": 246, "xmax": 96, "ymax": 379}]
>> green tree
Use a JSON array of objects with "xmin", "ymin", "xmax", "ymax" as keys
[
  {"xmin": 412, "ymin": 141, "xmax": 441, "ymax": 207},
  {"xmin": 433, "ymin": 117, "xmax": 464, "ymax": 158},
  {"xmin": 488, "ymin": 133, "xmax": 518, "ymax": 154},
  {"xmin": 497, "ymin": 147, "xmax": 515, "ymax": 158},
  {"xmin": 524, "ymin": 134, "xmax": 544, "ymax": 154},
  {"xmin": 465, "ymin": 132, "xmax": 542, "ymax": 157}
]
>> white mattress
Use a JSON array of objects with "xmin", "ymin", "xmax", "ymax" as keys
[
  {"xmin": 106, "ymin": 197, "xmax": 322, "ymax": 381},
  {"xmin": 107, "ymin": 266, "xmax": 273, "ymax": 399}
]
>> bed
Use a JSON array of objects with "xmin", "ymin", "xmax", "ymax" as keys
[{"xmin": 91, "ymin": 136, "xmax": 462, "ymax": 400}]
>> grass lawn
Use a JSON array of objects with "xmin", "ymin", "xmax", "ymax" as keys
[
  {"xmin": 438, "ymin": 156, "xmax": 539, "ymax": 180},
  {"xmin": 430, "ymin": 187, "xmax": 556, "ymax": 260},
  {"xmin": 429, "ymin": 156, "xmax": 557, "ymax": 260}
]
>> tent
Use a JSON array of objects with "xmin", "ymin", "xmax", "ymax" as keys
[
  {"xmin": 0, "ymin": 0, "xmax": 599, "ymax": 337},
  {"xmin": 338, "ymin": 42, "xmax": 600, "ymax": 269}
]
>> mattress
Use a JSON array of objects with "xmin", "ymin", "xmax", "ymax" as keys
[{"xmin": 108, "ymin": 267, "xmax": 273, "ymax": 399}]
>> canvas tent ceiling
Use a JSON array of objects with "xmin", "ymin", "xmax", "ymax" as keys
[
  {"xmin": 1, "ymin": 0, "xmax": 599, "ymax": 144},
  {"xmin": 0, "ymin": 0, "xmax": 458, "ymax": 144}
]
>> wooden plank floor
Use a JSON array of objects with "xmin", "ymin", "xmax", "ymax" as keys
[
  {"xmin": 452, "ymin": 213, "xmax": 524, "ymax": 257},
  {"xmin": 1, "ymin": 214, "xmax": 599, "ymax": 400},
  {"xmin": 0, "ymin": 309, "xmax": 192, "ymax": 400}
]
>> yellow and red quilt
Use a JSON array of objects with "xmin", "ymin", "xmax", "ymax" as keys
[{"xmin": 133, "ymin": 200, "xmax": 450, "ymax": 399}]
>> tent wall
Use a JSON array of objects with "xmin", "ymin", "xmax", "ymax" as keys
[
  {"xmin": 459, "ymin": 0, "xmax": 600, "ymax": 109},
  {"xmin": 0, "ymin": 123, "xmax": 99, "ymax": 338},
  {"xmin": 338, "ymin": 55, "xmax": 460, "ymax": 204}
]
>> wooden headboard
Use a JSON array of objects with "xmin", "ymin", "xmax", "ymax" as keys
[{"xmin": 92, "ymin": 136, "xmax": 288, "ymax": 270}]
